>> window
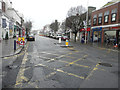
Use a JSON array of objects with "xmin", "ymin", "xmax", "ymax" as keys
[
  {"xmin": 2, "ymin": 19, "xmax": 7, "ymax": 28},
  {"xmin": 93, "ymin": 14, "xmax": 97, "ymax": 25},
  {"xmin": 111, "ymin": 8, "xmax": 117, "ymax": 22},
  {"xmin": 98, "ymin": 13, "xmax": 102, "ymax": 24},
  {"xmin": 104, "ymin": 15, "xmax": 109, "ymax": 23},
  {"xmin": 111, "ymin": 13, "xmax": 116, "ymax": 22},
  {"xmin": 0, "ymin": 2, "xmax": 2, "ymax": 10},
  {"xmin": 104, "ymin": 11, "xmax": 109, "ymax": 23},
  {"xmin": 2, "ymin": 2, "xmax": 5, "ymax": 12},
  {"xmin": 98, "ymin": 17, "xmax": 102, "ymax": 24}
]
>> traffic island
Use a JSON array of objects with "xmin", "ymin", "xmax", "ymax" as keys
[{"xmin": 60, "ymin": 45, "xmax": 73, "ymax": 48}]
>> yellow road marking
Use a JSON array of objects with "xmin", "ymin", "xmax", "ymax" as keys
[
  {"xmin": 66, "ymin": 55, "xmax": 88, "ymax": 66},
  {"xmin": 14, "ymin": 43, "xmax": 29, "ymax": 88},
  {"xmin": 59, "ymin": 60, "xmax": 90, "ymax": 68},
  {"xmin": 47, "ymin": 53, "xmax": 73, "ymax": 62},
  {"xmin": 46, "ymin": 72, "xmax": 56, "ymax": 78},
  {"xmin": 56, "ymin": 69, "xmax": 85, "ymax": 79},
  {"xmin": 40, "ymin": 52, "xmax": 59, "ymax": 56},
  {"xmin": 35, "ymin": 63, "xmax": 85, "ymax": 80},
  {"xmin": 65, "ymin": 55, "xmax": 76, "ymax": 59},
  {"xmin": 86, "ymin": 62, "xmax": 100, "ymax": 80}
]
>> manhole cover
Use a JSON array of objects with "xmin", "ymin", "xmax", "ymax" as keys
[{"xmin": 99, "ymin": 63, "xmax": 112, "ymax": 67}]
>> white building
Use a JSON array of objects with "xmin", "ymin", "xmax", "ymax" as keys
[{"xmin": 0, "ymin": 0, "xmax": 24, "ymax": 40}]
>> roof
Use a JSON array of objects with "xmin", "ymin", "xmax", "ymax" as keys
[
  {"xmin": 103, "ymin": 0, "xmax": 120, "ymax": 7},
  {"xmin": 92, "ymin": 0, "xmax": 120, "ymax": 13}
]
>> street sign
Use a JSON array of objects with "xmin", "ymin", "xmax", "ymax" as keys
[
  {"xmin": 19, "ymin": 39, "xmax": 25, "ymax": 45},
  {"xmin": 18, "ymin": 37, "xmax": 25, "ymax": 42},
  {"xmin": 17, "ymin": 37, "xmax": 25, "ymax": 46}
]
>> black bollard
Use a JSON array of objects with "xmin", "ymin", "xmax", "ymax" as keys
[{"xmin": 14, "ymin": 40, "xmax": 16, "ymax": 51}]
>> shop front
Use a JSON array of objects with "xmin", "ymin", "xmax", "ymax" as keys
[
  {"xmin": 80, "ymin": 28, "xmax": 90, "ymax": 43},
  {"xmin": 92, "ymin": 27, "xmax": 102, "ymax": 43},
  {"xmin": 103, "ymin": 26, "xmax": 120, "ymax": 47}
]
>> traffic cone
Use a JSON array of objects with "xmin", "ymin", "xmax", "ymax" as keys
[{"xmin": 114, "ymin": 44, "xmax": 118, "ymax": 48}]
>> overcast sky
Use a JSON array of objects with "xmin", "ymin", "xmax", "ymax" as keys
[{"xmin": 11, "ymin": 0, "xmax": 109, "ymax": 30}]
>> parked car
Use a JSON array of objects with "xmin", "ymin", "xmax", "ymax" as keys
[
  {"xmin": 61, "ymin": 36, "xmax": 69, "ymax": 41},
  {"xmin": 26, "ymin": 34, "xmax": 35, "ymax": 41},
  {"xmin": 56, "ymin": 34, "xmax": 62, "ymax": 39}
]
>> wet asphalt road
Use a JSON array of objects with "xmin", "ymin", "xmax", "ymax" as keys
[{"xmin": 2, "ymin": 35, "xmax": 119, "ymax": 89}]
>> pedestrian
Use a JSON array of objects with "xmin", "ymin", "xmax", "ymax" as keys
[
  {"xmin": 81, "ymin": 36, "xmax": 84, "ymax": 44},
  {"xmin": 106, "ymin": 36, "xmax": 110, "ymax": 46}
]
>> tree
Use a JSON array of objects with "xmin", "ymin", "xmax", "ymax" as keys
[
  {"xmin": 67, "ymin": 5, "xmax": 86, "ymax": 17},
  {"xmin": 50, "ymin": 20, "xmax": 58, "ymax": 34},
  {"xmin": 24, "ymin": 20, "xmax": 33, "ymax": 36},
  {"xmin": 66, "ymin": 5, "xmax": 86, "ymax": 42}
]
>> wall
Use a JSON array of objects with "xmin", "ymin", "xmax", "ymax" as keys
[{"xmin": 91, "ymin": 2, "xmax": 119, "ymax": 27}]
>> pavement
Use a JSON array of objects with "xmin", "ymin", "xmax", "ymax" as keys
[
  {"xmin": 68, "ymin": 39, "xmax": 119, "ymax": 52},
  {"xmin": 0, "ymin": 38, "xmax": 26, "ymax": 58}
]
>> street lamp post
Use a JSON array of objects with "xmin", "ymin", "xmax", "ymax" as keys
[{"xmin": 85, "ymin": 0, "xmax": 89, "ymax": 44}]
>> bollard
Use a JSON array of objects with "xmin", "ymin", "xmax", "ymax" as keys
[
  {"xmin": 59, "ymin": 37, "xmax": 61, "ymax": 43},
  {"xmin": 66, "ymin": 39, "xmax": 69, "ymax": 46},
  {"xmin": 14, "ymin": 40, "xmax": 16, "ymax": 51}
]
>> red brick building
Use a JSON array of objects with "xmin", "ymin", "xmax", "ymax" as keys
[{"xmin": 91, "ymin": 1, "xmax": 120, "ymax": 46}]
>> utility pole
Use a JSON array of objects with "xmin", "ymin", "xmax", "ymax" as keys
[{"xmin": 85, "ymin": 0, "xmax": 89, "ymax": 44}]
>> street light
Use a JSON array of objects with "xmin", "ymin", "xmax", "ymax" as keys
[{"xmin": 85, "ymin": 0, "xmax": 89, "ymax": 44}]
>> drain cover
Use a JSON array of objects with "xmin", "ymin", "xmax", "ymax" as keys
[{"xmin": 99, "ymin": 63, "xmax": 112, "ymax": 67}]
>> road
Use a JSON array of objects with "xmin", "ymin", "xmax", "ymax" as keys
[{"xmin": 2, "ymin": 35, "xmax": 119, "ymax": 89}]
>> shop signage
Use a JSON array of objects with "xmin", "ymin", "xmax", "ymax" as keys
[{"xmin": 80, "ymin": 28, "xmax": 91, "ymax": 32}]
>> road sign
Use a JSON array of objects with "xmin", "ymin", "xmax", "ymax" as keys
[
  {"xmin": 18, "ymin": 37, "xmax": 25, "ymax": 42},
  {"xmin": 19, "ymin": 39, "xmax": 25, "ymax": 45},
  {"xmin": 17, "ymin": 37, "xmax": 25, "ymax": 46}
]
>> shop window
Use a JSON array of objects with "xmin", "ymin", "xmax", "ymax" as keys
[
  {"xmin": 104, "ymin": 11, "xmax": 109, "ymax": 23},
  {"xmin": 111, "ymin": 8, "xmax": 117, "ymax": 22}
]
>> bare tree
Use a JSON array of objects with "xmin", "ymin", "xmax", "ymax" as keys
[
  {"xmin": 24, "ymin": 20, "xmax": 33, "ymax": 36},
  {"xmin": 66, "ymin": 5, "xmax": 86, "ymax": 42},
  {"xmin": 67, "ymin": 5, "xmax": 86, "ymax": 17},
  {"xmin": 50, "ymin": 20, "xmax": 58, "ymax": 34}
]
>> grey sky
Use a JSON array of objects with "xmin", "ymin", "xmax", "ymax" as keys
[{"xmin": 11, "ymin": 0, "xmax": 109, "ymax": 30}]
